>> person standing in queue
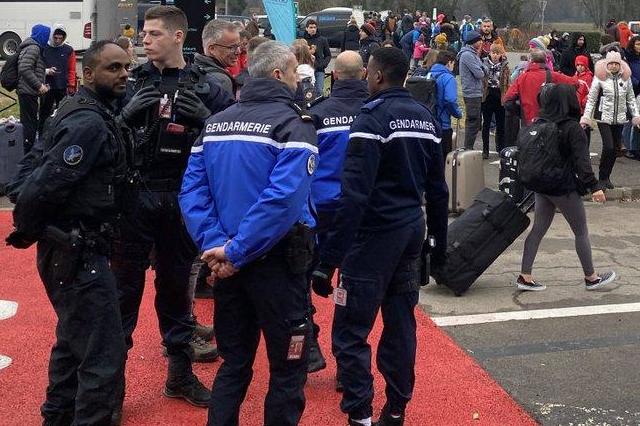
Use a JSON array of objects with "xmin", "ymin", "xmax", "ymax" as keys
[
  {"xmin": 110, "ymin": 5, "xmax": 234, "ymax": 415},
  {"xmin": 311, "ymin": 47, "xmax": 449, "ymax": 426},
  {"xmin": 6, "ymin": 40, "xmax": 133, "ymax": 425},
  {"xmin": 179, "ymin": 40, "xmax": 317, "ymax": 426},
  {"xmin": 307, "ymin": 50, "xmax": 368, "ymax": 381}
]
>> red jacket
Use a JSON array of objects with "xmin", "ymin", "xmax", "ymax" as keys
[
  {"xmin": 504, "ymin": 63, "xmax": 578, "ymax": 125},
  {"xmin": 575, "ymin": 69, "xmax": 593, "ymax": 113},
  {"xmin": 226, "ymin": 52, "xmax": 248, "ymax": 78}
]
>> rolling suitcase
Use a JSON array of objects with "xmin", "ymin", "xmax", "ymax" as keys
[
  {"xmin": 0, "ymin": 120, "xmax": 24, "ymax": 195},
  {"xmin": 445, "ymin": 148, "xmax": 485, "ymax": 214},
  {"xmin": 433, "ymin": 188, "xmax": 534, "ymax": 296},
  {"xmin": 498, "ymin": 146, "xmax": 526, "ymax": 203}
]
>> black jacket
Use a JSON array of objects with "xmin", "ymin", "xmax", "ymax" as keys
[
  {"xmin": 320, "ymin": 87, "xmax": 449, "ymax": 266},
  {"xmin": 304, "ymin": 32, "xmax": 332, "ymax": 72},
  {"xmin": 560, "ymin": 33, "xmax": 594, "ymax": 76},
  {"xmin": 342, "ymin": 25, "xmax": 360, "ymax": 52},
  {"xmin": 554, "ymin": 118, "xmax": 602, "ymax": 195},
  {"xmin": 359, "ymin": 37, "xmax": 380, "ymax": 67}
]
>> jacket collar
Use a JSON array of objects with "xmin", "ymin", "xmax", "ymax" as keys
[
  {"xmin": 330, "ymin": 79, "xmax": 369, "ymax": 99},
  {"xmin": 194, "ymin": 53, "xmax": 228, "ymax": 73},
  {"xmin": 239, "ymin": 78, "xmax": 295, "ymax": 103},
  {"xmin": 77, "ymin": 86, "xmax": 116, "ymax": 113},
  {"xmin": 366, "ymin": 86, "xmax": 411, "ymax": 103}
]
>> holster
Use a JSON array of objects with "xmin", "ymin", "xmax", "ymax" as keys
[
  {"xmin": 43, "ymin": 226, "xmax": 85, "ymax": 286},
  {"xmin": 283, "ymin": 224, "xmax": 315, "ymax": 275}
]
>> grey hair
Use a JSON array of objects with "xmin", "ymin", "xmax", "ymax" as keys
[
  {"xmin": 529, "ymin": 49, "xmax": 547, "ymax": 64},
  {"xmin": 202, "ymin": 20, "xmax": 236, "ymax": 50},
  {"xmin": 248, "ymin": 41, "xmax": 295, "ymax": 78}
]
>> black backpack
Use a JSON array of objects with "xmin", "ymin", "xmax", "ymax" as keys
[
  {"xmin": 516, "ymin": 118, "xmax": 572, "ymax": 194},
  {"xmin": 0, "ymin": 46, "xmax": 21, "ymax": 91},
  {"xmin": 405, "ymin": 73, "xmax": 438, "ymax": 114}
]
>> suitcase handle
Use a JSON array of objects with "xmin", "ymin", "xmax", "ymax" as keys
[{"xmin": 517, "ymin": 191, "xmax": 535, "ymax": 214}]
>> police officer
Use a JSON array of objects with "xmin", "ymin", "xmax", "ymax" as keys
[
  {"xmin": 111, "ymin": 5, "xmax": 234, "ymax": 410},
  {"xmin": 179, "ymin": 41, "xmax": 317, "ymax": 426},
  {"xmin": 311, "ymin": 47, "xmax": 449, "ymax": 426},
  {"xmin": 6, "ymin": 40, "xmax": 132, "ymax": 425},
  {"xmin": 307, "ymin": 50, "xmax": 369, "ymax": 375}
]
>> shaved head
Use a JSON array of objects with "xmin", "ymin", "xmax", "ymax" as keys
[{"xmin": 333, "ymin": 50, "xmax": 365, "ymax": 80}]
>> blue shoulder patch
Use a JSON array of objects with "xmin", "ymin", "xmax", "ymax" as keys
[{"xmin": 361, "ymin": 98, "xmax": 385, "ymax": 112}]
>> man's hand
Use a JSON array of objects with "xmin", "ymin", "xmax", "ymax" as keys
[
  {"xmin": 201, "ymin": 246, "xmax": 238, "ymax": 279},
  {"xmin": 38, "ymin": 84, "xmax": 49, "ymax": 95},
  {"xmin": 311, "ymin": 264, "xmax": 336, "ymax": 298},
  {"xmin": 45, "ymin": 67, "xmax": 58, "ymax": 76},
  {"xmin": 175, "ymin": 90, "xmax": 211, "ymax": 125},
  {"xmin": 121, "ymin": 85, "xmax": 162, "ymax": 126}
]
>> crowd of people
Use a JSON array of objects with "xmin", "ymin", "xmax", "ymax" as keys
[{"xmin": 4, "ymin": 4, "xmax": 640, "ymax": 426}]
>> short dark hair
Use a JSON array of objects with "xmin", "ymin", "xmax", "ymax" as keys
[
  {"xmin": 239, "ymin": 30, "xmax": 250, "ymax": 40},
  {"xmin": 145, "ymin": 5, "xmax": 188, "ymax": 33},
  {"xmin": 83, "ymin": 40, "xmax": 120, "ymax": 69},
  {"xmin": 115, "ymin": 36, "xmax": 131, "ymax": 50},
  {"xmin": 247, "ymin": 36, "xmax": 269, "ymax": 56},
  {"xmin": 436, "ymin": 50, "xmax": 456, "ymax": 65},
  {"xmin": 370, "ymin": 47, "xmax": 408, "ymax": 86},
  {"xmin": 306, "ymin": 19, "xmax": 318, "ymax": 28}
]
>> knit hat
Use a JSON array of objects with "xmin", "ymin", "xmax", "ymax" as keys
[
  {"xmin": 435, "ymin": 33, "xmax": 448, "ymax": 45},
  {"xmin": 574, "ymin": 55, "xmax": 589, "ymax": 68},
  {"xmin": 604, "ymin": 51, "xmax": 622, "ymax": 65},
  {"xmin": 360, "ymin": 23, "xmax": 375, "ymax": 37},
  {"xmin": 464, "ymin": 30, "xmax": 482, "ymax": 45},
  {"xmin": 528, "ymin": 37, "xmax": 547, "ymax": 51}
]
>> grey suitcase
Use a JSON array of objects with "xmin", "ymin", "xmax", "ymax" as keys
[
  {"xmin": 445, "ymin": 148, "xmax": 485, "ymax": 214},
  {"xmin": 0, "ymin": 120, "xmax": 24, "ymax": 195}
]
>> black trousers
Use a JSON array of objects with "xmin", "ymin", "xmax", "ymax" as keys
[
  {"xmin": 111, "ymin": 189, "xmax": 196, "ymax": 357},
  {"xmin": 441, "ymin": 128, "xmax": 453, "ymax": 160},
  {"xmin": 18, "ymin": 93, "xmax": 39, "ymax": 152},
  {"xmin": 38, "ymin": 89, "xmax": 66, "ymax": 134},
  {"xmin": 597, "ymin": 122, "xmax": 624, "ymax": 181},
  {"xmin": 481, "ymin": 92, "xmax": 506, "ymax": 154},
  {"xmin": 37, "ymin": 240, "xmax": 126, "ymax": 425},
  {"xmin": 209, "ymin": 253, "xmax": 310, "ymax": 426},
  {"xmin": 333, "ymin": 216, "xmax": 424, "ymax": 419},
  {"xmin": 463, "ymin": 97, "xmax": 482, "ymax": 149}
]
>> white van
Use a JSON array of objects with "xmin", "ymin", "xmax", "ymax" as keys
[{"xmin": 0, "ymin": 0, "xmax": 97, "ymax": 59}]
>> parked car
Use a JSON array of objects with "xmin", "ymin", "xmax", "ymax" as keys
[
  {"xmin": 215, "ymin": 15, "xmax": 252, "ymax": 26},
  {"xmin": 297, "ymin": 7, "xmax": 353, "ymax": 48}
]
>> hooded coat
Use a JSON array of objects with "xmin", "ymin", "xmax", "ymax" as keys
[
  {"xmin": 581, "ymin": 57, "xmax": 640, "ymax": 126},
  {"xmin": 17, "ymin": 24, "xmax": 50, "ymax": 96},
  {"xmin": 43, "ymin": 24, "xmax": 77, "ymax": 92},
  {"xmin": 560, "ymin": 33, "xmax": 594, "ymax": 76},
  {"xmin": 341, "ymin": 24, "xmax": 360, "ymax": 52},
  {"xmin": 625, "ymin": 43, "xmax": 640, "ymax": 95}
]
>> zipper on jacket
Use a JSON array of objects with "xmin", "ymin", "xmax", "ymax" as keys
[{"xmin": 613, "ymin": 75, "xmax": 619, "ymax": 125}]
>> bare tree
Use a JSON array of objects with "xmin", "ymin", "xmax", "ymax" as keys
[{"xmin": 484, "ymin": 0, "xmax": 533, "ymax": 27}]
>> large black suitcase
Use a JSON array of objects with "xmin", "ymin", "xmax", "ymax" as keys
[
  {"xmin": 433, "ymin": 188, "xmax": 534, "ymax": 296},
  {"xmin": 0, "ymin": 120, "xmax": 24, "ymax": 195}
]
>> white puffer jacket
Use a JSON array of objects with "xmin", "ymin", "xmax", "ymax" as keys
[{"xmin": 582, "ymin": 59, "xmax": 640, "ymax": 126}]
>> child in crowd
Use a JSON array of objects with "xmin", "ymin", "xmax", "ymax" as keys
[
  {"xmin": 481, "ymin": 43, "xmax": 510, "ymax": 158},
  {"xmin": 291, "ymin": 39, "xmax": 316, "ymax": 105},
  {"xmin": 574, "ymin": 55, "xmax": 594, "ymax": 145},
  {"xmin": 412, "ymin": 34, "xmax": 430, "ymax": 70}
]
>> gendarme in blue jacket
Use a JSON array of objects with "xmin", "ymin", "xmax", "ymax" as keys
[
  {"xmin": 179, "ymin": 78, "xmax": 318, "ymax": 269},
  {"xmin": 309, "ymin": 79, "xmax": 369, "ymax": 211},
  {"xmin": 320, "ymin": 87, "xmax": 449, "ymax": 267},
  {"xmin": 428, "ymin": 63, "xmax": 463, "ymax": 130}
]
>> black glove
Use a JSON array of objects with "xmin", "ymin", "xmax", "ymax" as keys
[
  {"xmin": 174, "ymin": 89, "xmax": 211, "ymax": 125},
  {"xmin": 311, "ymin": 264, "xmax": 336, "ymax": 298},
  {"xmin": 121, "ymin": 85, "xmax": 162, "ymax": 126},
  {"xmin": 6, "ymin": 230, "xmax": 36, "ymax": 249}
]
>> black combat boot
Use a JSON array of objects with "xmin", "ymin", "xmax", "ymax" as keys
[
  {"xmin": 162, "ymin": 352, "xmax": 211, "ymax": 407},
  {"xmin": 111, "ymin": 370, "xmax": 125, "ymax": 425},
  {"xmin": 307, "ymin": 336, "xmax": 326, "ymax": 373},
  {"xmin": 375, "ymin": 404, "xmax": 405, "ymax": 426}
]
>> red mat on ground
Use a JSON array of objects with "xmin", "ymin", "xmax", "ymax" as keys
[{"xmin": 0, "ymin": 212, "xmax": 535, "ymax": 425}]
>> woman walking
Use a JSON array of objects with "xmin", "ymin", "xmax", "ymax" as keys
[
  {"xmin": 580, "ymin": 51, "xmax": 640, "ymax": 188},
  {"xmin": 517, "ymin": 84, "xmax": 616, "ymax": 292}
]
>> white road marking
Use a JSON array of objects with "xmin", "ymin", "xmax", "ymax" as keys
[
  {"xmin": 432, "ymin": 302, "xmax": 640, "ymax": 327},
  {"xmin": 0, "ymin": 300, "xmax": 18, "ymax": 370},
  {"xmin": 0, "ymin": 300, "xmax": 18, "ymax": 320}
]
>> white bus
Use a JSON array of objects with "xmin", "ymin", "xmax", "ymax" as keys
[{"xmin": 0, "ymin": 0, "xmax": 97, "ymax": 59}]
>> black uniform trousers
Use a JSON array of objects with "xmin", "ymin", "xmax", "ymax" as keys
[
  {"xmin": 37, "ymin": 240, "xmax": 126, "ymax": 425},
  {"xmin": 332, "ymin": 216, "xmax": 424, "ymax": 420},
  {"xmin": 209, "ymin": 251, "xmax": 310, "ymax": 426},
  {"xmin": 308, "ymin": 209, "xmax": 337, "ymax": 339},
  {"xmin": 111, "ymin": 189, "xmax": 196, "ymax": 356},
  {"xmin": 18, "ymin": 93, "xmax": 39, "ymax": 152}
]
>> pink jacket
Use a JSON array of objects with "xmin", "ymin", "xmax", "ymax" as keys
[{"xmin": 413, "ymin": 42, "xmax": 429, "ymax": 59}]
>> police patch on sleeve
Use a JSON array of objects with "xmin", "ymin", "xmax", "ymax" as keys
[
  {"xmin": 307, "ymin": 154, "xmax": 316, "ymax": 176},
  {"xmin": 63, "ymin": 145, "xmax": 83, "ymax": 166}
]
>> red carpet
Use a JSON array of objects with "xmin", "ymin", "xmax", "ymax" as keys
[{"xmin": 0, "ymin": 211, "xmax": 536, "ymax": 425}]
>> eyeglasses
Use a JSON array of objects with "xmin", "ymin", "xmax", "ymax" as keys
[{"xmin": 213, "ymin": 43, "xmax": 242, "ymax": 51}]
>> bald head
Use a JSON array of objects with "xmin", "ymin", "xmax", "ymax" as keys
[{"xmin": 333, "ymin": 51, "xmax": 365, "ymax": 80}]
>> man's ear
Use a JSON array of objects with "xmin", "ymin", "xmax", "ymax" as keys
[
  {"xmin": 175, "ymin": 29, "xmax": 185, "ymax": 45},
  {"xmin": 82, "ymin": 66, "xmax": 94, "ymax": 85}
]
